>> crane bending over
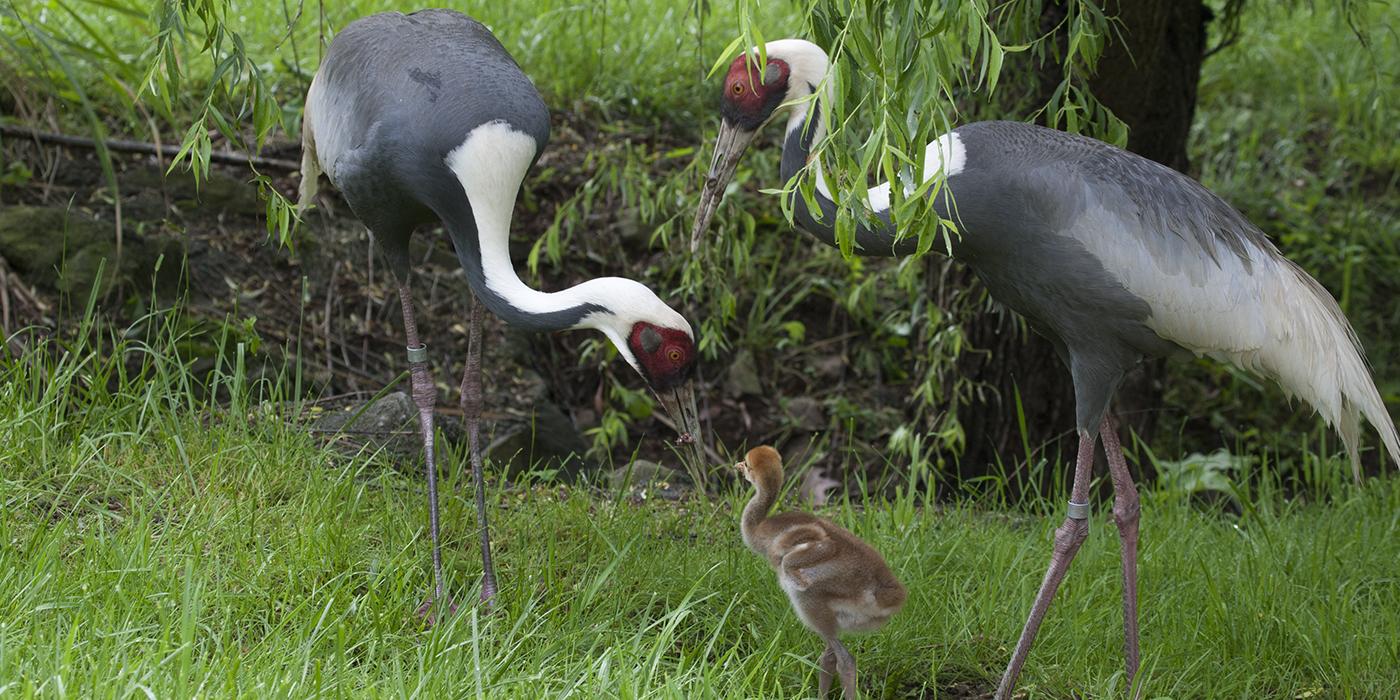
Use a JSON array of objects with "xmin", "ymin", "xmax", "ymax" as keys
[
  {"xmin": 299, "ymin": 9, "xmax": 703, "ymax": 615},
  {"xmin": 690, "ymin": 40, "xmax": 1398, "ymax": 697}
]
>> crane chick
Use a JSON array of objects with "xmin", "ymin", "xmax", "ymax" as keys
[{"xmin": 737, "ymin": 446, "xmax": 906, "ymax": 699}]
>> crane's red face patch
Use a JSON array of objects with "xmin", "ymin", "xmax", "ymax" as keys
[
  {"xmin": 628, "ymin": 322, "xmax": 697, "ymax": 390},
  {"xmin": 720, "ymin": 55, "xmax": 790, "ymax": 131}
]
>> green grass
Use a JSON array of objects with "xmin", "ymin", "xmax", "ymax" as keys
[{"xmin": 2, "ymin": 317, "xmax": 1398, "ymax": 699}]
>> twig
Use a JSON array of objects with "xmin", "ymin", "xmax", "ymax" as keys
[
  {"xmin": 0, "ymin": 124, "xmax": 301, "ymax": 172},
  {"xmin": 650, "ymin": 410, "xmax": 726, "ymax": 465},
  {"xmin": 0, "ymin": 262, "xmax": 11, "ymax": 336},
  {"xmin": 323, "ymin": 263, "xmax": 338, "ymax": 380}
]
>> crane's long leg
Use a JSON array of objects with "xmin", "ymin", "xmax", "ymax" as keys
[
  {"xmin": 458, "ymin": 292, "xmax": 498, "ymax": 603},
  {"xmin": 1100, "ymin": 414, "xmax": 1141, "ymax": 690},
  {"xmin": 829, "ymin": 637, "xmax": 857, "ymax": 700},
  {"xmin": 398, "ymin": 281, "xmax": 454, "ymax": 621},
  {"xmin": 817, "ymin": 643, "xmax": 836, "ymax": 698},
  {"xmin": 996, "ymin": 430, "xmax": 1096, "ymax": 700}
]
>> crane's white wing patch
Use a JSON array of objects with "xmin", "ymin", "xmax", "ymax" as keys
[{"xmin": 1071, "ymin": 189, "xmax": 1397, "ymax": 470}]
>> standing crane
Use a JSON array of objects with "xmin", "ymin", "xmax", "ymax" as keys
[
  {"xmin": 689, "ymin": 40, "xmax": 1398, "ymax": 698},
  {"xmin": 299, "ymin": 9, "xmax": 703, "ymax": 615}
]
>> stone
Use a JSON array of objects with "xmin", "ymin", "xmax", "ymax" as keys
[
  {"xmin": 0, "ymin": 205, "xmax": 182, "ymax": 304},
  {"xmin": 305, "ymin": 391, "xmax": 425, "ymax": 463},
  {"xmin": 812, "ymin": 353, "xmax": 846, "ymax": 380},
  {"xmin": 486, "ymin": 400, "xmax": 594, "ymax": 481},
  {"xmin": 121, "ymin": 167, "xmax": 260, "ymax": 217},
  {"xmin": 608, "ymin": 459, "xmax": 691, "ymax": 501},
  {"xmin": 799, "ymin": 467, "xmax": 841, "ymax": 507},
  {"xmin": 784, "ymin": 396, "xmax": 826, "ymax": 431},
  {"xmin": 724, "ymin": 349, "xmax": 763, "ymax": 397}
]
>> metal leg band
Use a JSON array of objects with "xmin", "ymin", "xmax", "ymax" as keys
[
  {"xmin": 1067, "ymin": 500, "xmax": 1091, "ymax": 520},
  {"xmin": 406, "ymin": 344, "xmax": 428, "ymax": 364}
]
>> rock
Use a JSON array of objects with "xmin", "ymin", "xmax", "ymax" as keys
[
  {"xmin": 614, "ymin": 206, "xmax": 645, "ymax": 244},
  {"xmin": 799, "ymin": 467, "xmax": 841, "ymax": 507},
  {"xmin": 724, "ymin": 349, "xmax": 763, "ymax": 397},
  {"xmin": 573, "ymin": 407, "xmax": 598, "ymax": 430},
  {"xmin": 609, "ymin": 459, "xmax": 691, "ymax": 501},
  {"xmin": 305, "ymin": 391, "xmax": 425, "ymax": 463},
  {"xmin": 486, "ymin": 400, "xmax": 594, "ymax": 481},
  {"xmin": 317, "ymin": 391, "xmax": 417, "ymax": 433},
  {"xmin": 184, "ymin": 171, "xmax": 260, "ymax": 214},
  {"xmin": 0, "ymin": 204, "xmax": 182, "ymax": 304},
  {"xmin": 608, "ymin": 459, "xmax": 683, "ymax": 487},
  {"xmin": 121, "ymin": 167, "xmax": 260, "ymax": 217},
  {"xmin": 783, "ymin": 396, "xmax": 825, "ymax": 431},
  {"xmin": 812, "ymin": 354, "xmax": 846, "ymax": 380}
]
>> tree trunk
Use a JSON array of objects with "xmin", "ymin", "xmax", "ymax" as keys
[
  {"xmin": 1089, "ymin": 0, "xmax": 1209, "ymax": 174},
  {"xmin": 955, "ymin": 0, "xmax": 1209, "ymax": 477}
]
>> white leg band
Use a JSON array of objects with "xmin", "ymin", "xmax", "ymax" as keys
[
  {"xmin": 406, "ymin": 344, "xmax": 428, "ymax": 364},
  {"xmin": 1067, "ymin": 500, "xmax": 1091, "ymax": 520}
]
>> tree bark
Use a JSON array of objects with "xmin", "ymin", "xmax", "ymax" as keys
[
  {"xmin": 955, "ymin": 0, "xmax": 1209, "ymax": 476},
  {"xmin": 1089, "ymin": 0, "xmax": 1209, "ymax": 174}
]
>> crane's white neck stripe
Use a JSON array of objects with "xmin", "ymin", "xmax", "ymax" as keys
[
  {"xmin": 445, "ymin": 121, "xmax": 692, "ymax": 372},
  {"xmin": 446, "ymin": 121, "xmax": 561, "ymax": 316},
  {"xmin": 770, "ymin": 40, "xmax": 966, "ymax": 213},
  {"xmin": 790, "ymin": 112, "xmax": 966, "ymax": 213},
  {"xmin": 864, "ymin": 133, "xmax": 967, "ymax": 212}
]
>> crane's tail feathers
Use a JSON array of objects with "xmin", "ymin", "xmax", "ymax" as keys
[
  {"xmin": 297, "ymin": 104, "xmax": 321, "ymax": 214},
  {"xmin": 1262, "ymin": 260, "xmax": 1398, "ymax": 478}
]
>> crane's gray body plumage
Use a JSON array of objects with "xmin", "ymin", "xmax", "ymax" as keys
[
  {"xmin": 782, "ymin": 117, "xmax": 1397, "ymax": 465},
  {"xmin": 301, "ymin": 9, "xmax": 600, "ymax": 331}
]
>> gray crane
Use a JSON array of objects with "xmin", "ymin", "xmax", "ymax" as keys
[
  {"xmin": 689, "ymin": 40, "xmax": 1398, "ymax": 698},
  {"xmin": 298, "ymin": 9, "xmax": 703, "ymax": 615}
]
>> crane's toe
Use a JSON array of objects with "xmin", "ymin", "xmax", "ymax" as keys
[{"xmin": 415, "ymin": 593, "xmax": 459, "ymax": 627}]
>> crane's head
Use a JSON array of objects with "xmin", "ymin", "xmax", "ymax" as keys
[
  {"xmin": 691, "ymin": 40, "xmax": 830, "ymax": 251},
  {"xmin": 585, "ymin": 279, "xmax": 704, "ymax": 464},
  {"xmin": 735, "ymin": 445, "xmax": 784, "ymax": 492}
]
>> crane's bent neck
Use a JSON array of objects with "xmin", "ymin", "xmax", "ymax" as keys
[
  {"xmin": 442, "ymin": 121, "xmax": 618, "ymax": 334},
  {"xmin": 771, "ymin": 41, "xmax": 967, "ymax": 258}
]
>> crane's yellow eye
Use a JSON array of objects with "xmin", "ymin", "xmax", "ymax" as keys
[
  {"xmin": 667, "ymin": 348, "xmax": 683, "ymax": 362},
  {"xmin": 731, "ymin": 83, "xmax": 743, "ymax": 95}
]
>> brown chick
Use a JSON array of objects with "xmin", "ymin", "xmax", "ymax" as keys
[{"xmin": 736, "ymin": 445, "xmax": 907, "ymax": 699}]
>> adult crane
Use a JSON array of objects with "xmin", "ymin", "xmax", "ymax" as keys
[
  {"xmin": 689, "ymin": 39, "xmax": 1398, "ymax": 698},
  {"xmin": 299, "ymin": 9, "xmax": 703, "ymax": 614}
]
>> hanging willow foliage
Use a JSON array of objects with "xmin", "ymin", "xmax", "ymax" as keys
[
  {"xmin": 692, "ymin": 1, "xmax": 1124, "ymax": 463},
  {"xmin": 716, "ymin": 0, "xmax": 1122, "ymax": 263},
  {"xmin": 1, "ymin": 0, "xmax": 297, "ymax": 245}
]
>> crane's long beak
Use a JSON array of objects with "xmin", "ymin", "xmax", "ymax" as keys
[
  {"xmin": 655, "ymin": 380, "xmax": 705, "ymax": 472},
  {"xmin": 689, "ymin": 121, "xmax": 757, "ymax": 252}
]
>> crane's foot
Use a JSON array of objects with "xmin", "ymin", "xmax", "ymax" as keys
[{"xmin": 415, "ymin": 592, "xmax": 459, "ymax": 627}]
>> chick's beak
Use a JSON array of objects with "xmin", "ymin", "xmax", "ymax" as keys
[
  {"xmin": 690, "ymin": 120, "xmax": 758, "ymax": 252},
  {"xmin": 655, "ymin": 380, "xmax": 704, "ymax": 469}
]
